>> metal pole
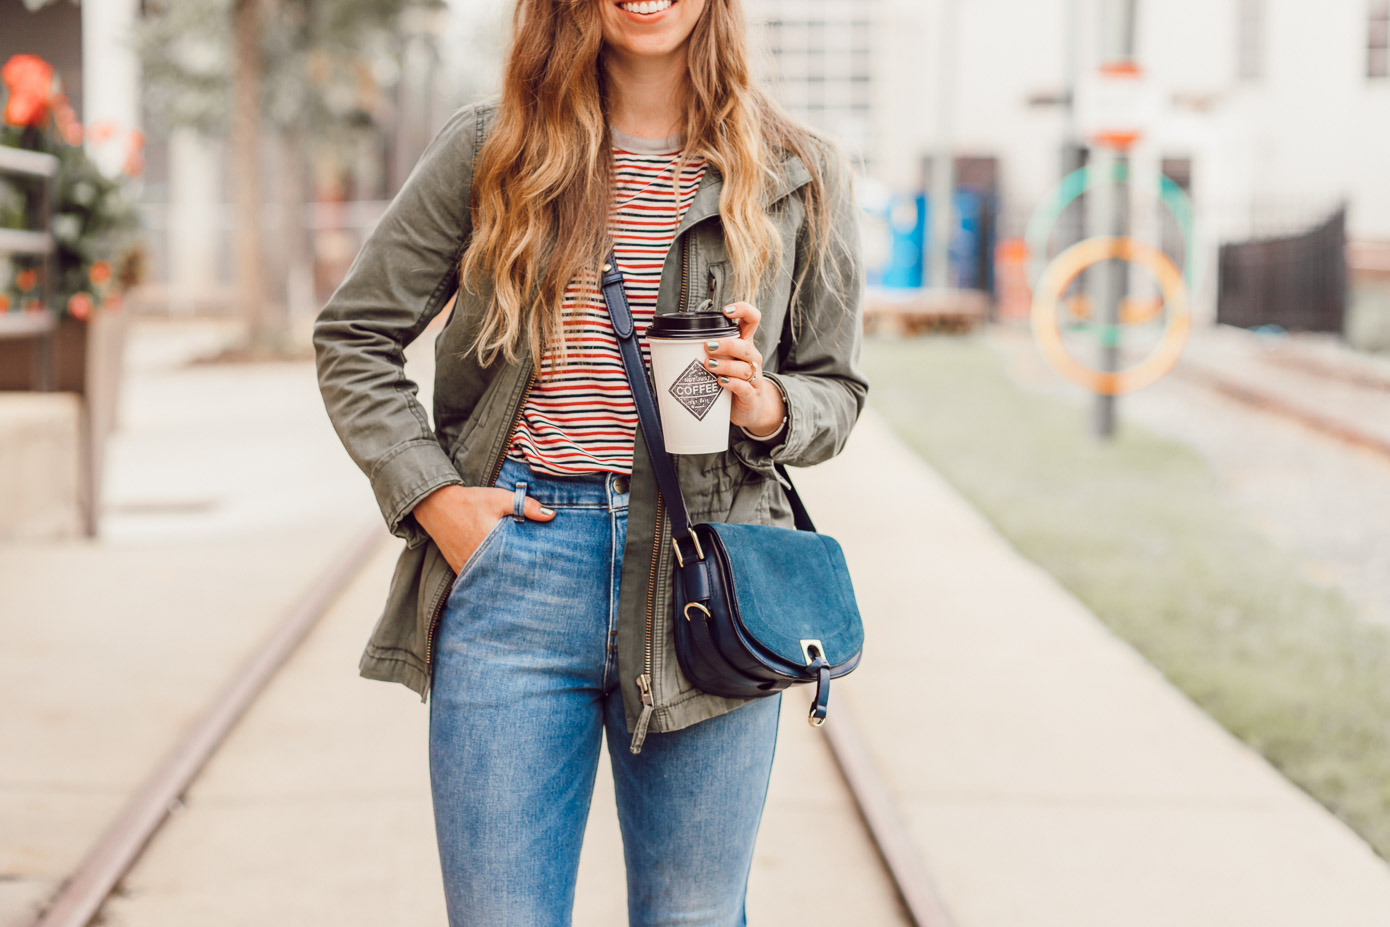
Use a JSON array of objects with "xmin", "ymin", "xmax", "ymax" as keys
[
  {"xmin": 1062, "ymin": 0, "xmax": 1082, "ymax": 147},
  {"xmin": 1058, "ymin": 0, "xmax": 1087, "ymax": 275},
  {"xmin": 1093, "ymin": 150, "xmax": 1129, "ymax": 437},
  {"xmin": 928, "ymin": 0, "xmax": 958, "ymax": 290},
  {"xmin": 1093, "ymin": 0, "xmax": 1139, "ymax": 438}
]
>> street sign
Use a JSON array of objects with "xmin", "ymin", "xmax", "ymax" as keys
[{"xmin": 1076, "ymin": 61, "xmax": 1159, "ymax": 150}]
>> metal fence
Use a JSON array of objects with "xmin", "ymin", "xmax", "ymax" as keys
[{"xmin": 1216, "ymin": 204, "xmax": 1348, "ymax": 332}]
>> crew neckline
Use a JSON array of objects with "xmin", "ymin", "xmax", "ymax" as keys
[{"xmin": 609, "ymin": 124, "xmax": 683, "ymax": 155}]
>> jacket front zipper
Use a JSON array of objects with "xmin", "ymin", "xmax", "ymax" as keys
[
  {"xmin": 419, "ymin": 366, "xmax": 538, "ymax": 702},
  {"xmin": 629, "ymin": 232, "xmax": 691, "ymax": 752},
  {"xmin": 629, "ymin": 490, "xmax": 664, "ymax": 753}
]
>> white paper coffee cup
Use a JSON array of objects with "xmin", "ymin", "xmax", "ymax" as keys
[{"xmin": 646, "ymin": 312, "xmax": 740, "ymax": 454}]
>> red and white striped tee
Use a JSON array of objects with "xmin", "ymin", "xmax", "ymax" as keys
[{"xmin": 505, "ymin": 127, "xmax": 707, "ymax": 477}]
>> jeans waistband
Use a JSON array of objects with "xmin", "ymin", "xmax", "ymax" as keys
[{"xmin": 494, "ymin": 455, "xmax": 630, "ymax": 510}]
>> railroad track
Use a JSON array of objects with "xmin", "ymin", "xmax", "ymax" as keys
[
  {"xmin": 28, "ymin": 523, "xmax": 385, "ymax": 927},
  {"xmin": 1175, "ymin": 361, "xmax": 1390, "ymax": 462},
  {"xmin": 25, "ymin": 524, "xmax": 957, "ymax": 927}
]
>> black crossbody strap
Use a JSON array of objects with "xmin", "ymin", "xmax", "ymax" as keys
[
  {"xmin": 599, "ymin": 247, "xmax": 817, "ymax": 551},
  {"xmin": 599, "ymin": 252, "xmax": 695, "ymax": 548}
]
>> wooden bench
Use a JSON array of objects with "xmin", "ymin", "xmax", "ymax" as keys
[{"xmin": 862, "ymin": 286, "xmax": 991, "ymax": 336}]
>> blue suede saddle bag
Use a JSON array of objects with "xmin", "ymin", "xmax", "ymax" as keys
[{"xmin": 599, "ymin": 247, "xmax": 865, "ymax": 726}]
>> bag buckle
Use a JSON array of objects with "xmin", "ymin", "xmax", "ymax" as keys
[
  {"xmin": 800, "ymin": 639, "xmax": 824, "ymax": 665},
  {"xmin": 671, "ymin": 531, "xmax": 704, "ymax": 567}
]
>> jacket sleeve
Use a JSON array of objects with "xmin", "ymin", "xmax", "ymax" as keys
[
  {"xmin": 731, "ymin": 137, "xmax": 869, "ymax": 479},
  {"xmin": 311, "ymin": 102, "xmax": 482, "ymax": 549}
]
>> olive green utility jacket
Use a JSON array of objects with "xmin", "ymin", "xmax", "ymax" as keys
[{"xmin": 312, "ymin": 98, "xmax": 868, "ymax": 753}]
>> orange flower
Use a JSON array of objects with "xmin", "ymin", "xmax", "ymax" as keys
[
  {"xmin": 0, "ymin": 294, "xmax": 10, "ymax": 312},
  {"xmin": 67, "ymin": 292, "xmax": 93, "ymax": 321},
  {"xmin": 22, "ymin": 298, "xmax": 44, "ymax": 314},
  {"xmin": 15, "ymin": 268, "xmax": 37, "ymax": 291},
  {"xmin": 90, "ymin": 260, "xmax": 112, "ymax": 287},
  {"xmin": 2, "ymin": 54, "xmax": 56, "ymax": 128}
]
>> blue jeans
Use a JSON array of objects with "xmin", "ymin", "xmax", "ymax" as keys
[{"xmin": 428, "ymin": 456, "xmax": 782, "ymax": 927}]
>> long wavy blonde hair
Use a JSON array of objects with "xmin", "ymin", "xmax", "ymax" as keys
[{"xmin": 458, "ymin": 0, "xmax": 852, "ymax": 377}]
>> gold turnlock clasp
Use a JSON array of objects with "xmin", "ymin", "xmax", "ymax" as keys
[
  {"xmin": 683, "ymin": 602, "xmax": 711, "ymax": 622},
  {"xmin": 671, "ymin": 532, "xmax": 704, "ymax": 567}
]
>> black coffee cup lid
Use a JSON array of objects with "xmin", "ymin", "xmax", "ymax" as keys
[{"xmin": 646, "ymin": 312, "xmax": 739, "ymax": 339}]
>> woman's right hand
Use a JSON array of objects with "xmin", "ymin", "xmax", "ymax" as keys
[{"xmin": 410, "ymin": 484, "xmax": 556, "ymax": 574}]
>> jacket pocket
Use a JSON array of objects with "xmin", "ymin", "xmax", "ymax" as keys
[{"xmin": 706, "ymin": 260, "xmax": 729, "ymax": 310}]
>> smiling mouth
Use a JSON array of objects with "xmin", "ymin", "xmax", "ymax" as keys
[{"xmin": 617, "ymin": 0, "xmax": 675, "ymax": 14}]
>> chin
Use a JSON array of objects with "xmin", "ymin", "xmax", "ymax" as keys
[{"xmin": 604, "ymin": 0, "xmax": 698, "ymax": 56}]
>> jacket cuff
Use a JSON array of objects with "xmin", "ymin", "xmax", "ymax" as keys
[
  {"xmin": 729, "ymin": 371, "xmax": 795, "ymax": 487},
  {"xmin": 373, "ymin": 438, "xmax": 464, "ymax": 548}
]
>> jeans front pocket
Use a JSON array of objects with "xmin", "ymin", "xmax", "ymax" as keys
[{"xmin": 448, "ymin": 514, "xmax": 510, "ymax": 598}]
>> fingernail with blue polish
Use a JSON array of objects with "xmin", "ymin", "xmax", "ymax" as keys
[
  {"xmin": 707, "ymin": 358, "xmax": 718, "ymax": 368},
  {"xmin": 718, "ymin": 375, "xmax": 730, "ymax": 384},
  {"xmin": 540, "ymin": 507, "xmax": 555, "ymax": 517},
  {"xmin": 723, "ymin": 304, "xmax": 736, "ymax": 315},
  {"xmin": 706, "ymin": 341, "xmax": 719, "ymax": 351}
]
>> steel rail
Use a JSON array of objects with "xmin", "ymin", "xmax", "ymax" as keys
[
  {"xmin": 30, "ymin": 523, "xmax": 386, "ymax": 927},
  {"xmin": 806, "ymin": 689, "xmax": 959, "ymax": 927},
  {"xmin": 1178, "ymin": 365, "xmax": 1390, "ymax": 460}
]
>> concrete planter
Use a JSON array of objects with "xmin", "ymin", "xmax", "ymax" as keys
[{"xmin": 0, "ymin": 306, "xmax": 129, "ymax": 536}]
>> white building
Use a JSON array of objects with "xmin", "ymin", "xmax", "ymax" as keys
[
  {"xmin": 750, "ymin": 0, "xmax": 1389, "ymax": 326},
  {"xmin": 753, "ymin": 0, "xmax": 1389, "ymax": 241}
]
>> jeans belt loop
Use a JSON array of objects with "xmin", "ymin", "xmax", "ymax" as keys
[{"xmin": 512, "ymin": 481, "xmax": 528, "ymax": 522}]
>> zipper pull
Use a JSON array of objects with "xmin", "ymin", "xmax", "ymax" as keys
[
  {"xmin": 693, "ymin": 297, "xmax": 713, "ymax": 314},
  {"xmin": 629, "ymin": 672, "xmax": 655, "ymax": 754}
]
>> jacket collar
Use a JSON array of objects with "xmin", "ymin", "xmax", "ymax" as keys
[
  {"xmin": 475, "ymin": 99, "xmax": 814, "ymax": 240},
  {"xmin": 672, "ymin": 149, "xmax": 814, "ymax": 240}
]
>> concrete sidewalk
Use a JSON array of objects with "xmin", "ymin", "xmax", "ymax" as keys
[
  {"xmin": 95, "ymin": 535, "xmax": 906, "ymax": 927},
  {"xmin": 81, "ymin": 404, "xmax": 1390, "ymax": 927},
  {"xmin": 794, "ymin": 409, "xmax": 1390, "ymax": 927}
]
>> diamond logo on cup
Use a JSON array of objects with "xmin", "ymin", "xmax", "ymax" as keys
[{"xmin": 668, "ymin": 359, "xmax": 723, "ymax": 421}]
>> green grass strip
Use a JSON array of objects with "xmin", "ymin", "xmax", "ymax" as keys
[{"xmin": 862, "ymin": 333, "xmax": 1390, "ymax": 860}]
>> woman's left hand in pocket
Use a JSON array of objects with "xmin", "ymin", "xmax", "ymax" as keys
[{"xmin": 703, "ymin": 301, "xmax": 786, "ymax": 435}]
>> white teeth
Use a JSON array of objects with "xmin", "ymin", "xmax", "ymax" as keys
[{"xmin": 619, "ymin": 0, "xmax": 672, "ymax": 13}]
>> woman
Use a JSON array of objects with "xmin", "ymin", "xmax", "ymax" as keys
[{"xmin": 313, "ymin": 0, "xmax": 866, "ymax": 923}]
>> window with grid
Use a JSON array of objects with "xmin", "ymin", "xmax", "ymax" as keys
[{"xmin": 749, "ymin": 0, "xmax": 875, "ymax": 166}]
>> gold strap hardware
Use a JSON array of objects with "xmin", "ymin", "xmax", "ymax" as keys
[{"xmin": 671, "ymin": 531, "xmax": 704, "ymax": 567}]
